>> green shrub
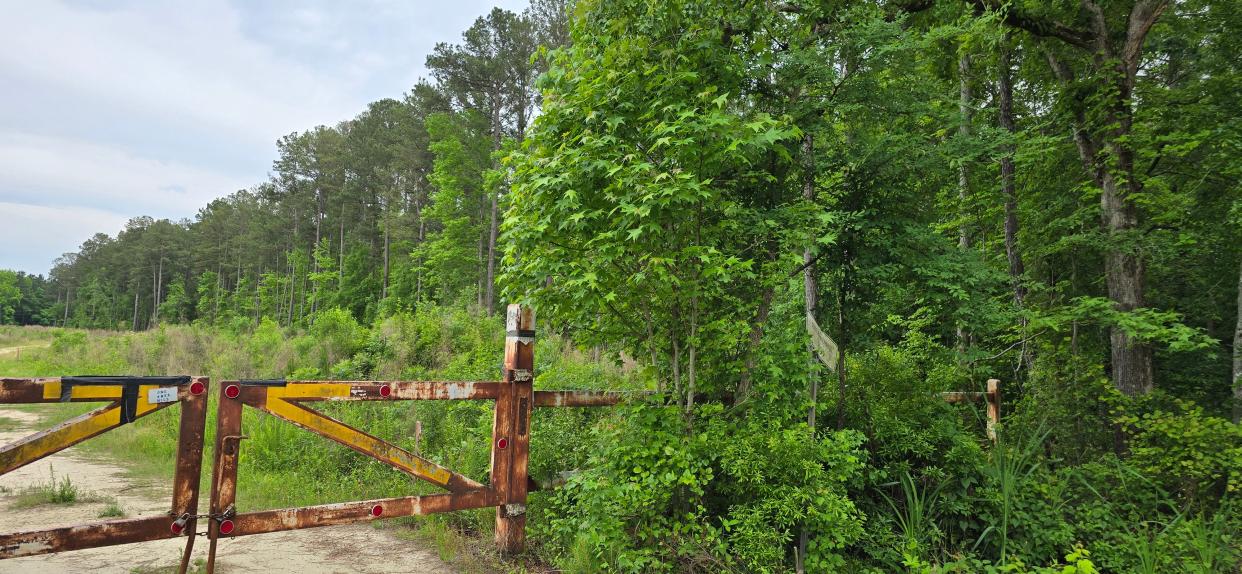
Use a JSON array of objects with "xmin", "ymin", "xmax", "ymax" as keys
[{"xmin": 1118, "ymin": 398, "xmax": 1242, "ymax": 505}]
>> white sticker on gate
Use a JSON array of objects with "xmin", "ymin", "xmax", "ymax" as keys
[{"xmin": 148, "ymin": 387, "xmax": 179, "ymax": 403}]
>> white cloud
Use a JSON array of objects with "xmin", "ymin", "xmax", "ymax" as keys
[
  {"xmin": 0, "ymin": 1, "xmax": 355, "ymax": 149},
  {"xmin": 0, "ymin": 202, "xmax": 129, "ymax": 274},
  {"xmin": 0, "ymin": 132, "xmax": 248, "ymax": 216},
  {"xmin": 0, "ymin": 0, "xmax": 533, "ymax": 274}
]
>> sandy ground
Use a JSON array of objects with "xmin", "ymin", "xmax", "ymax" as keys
[{"xmin": 0, "ymin": 403, "xmax": 457, "ymax": 574}]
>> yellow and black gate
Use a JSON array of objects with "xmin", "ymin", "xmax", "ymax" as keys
[{"xmin": 0, "ymin": 375, "xmax": 208, "ymax": 570}]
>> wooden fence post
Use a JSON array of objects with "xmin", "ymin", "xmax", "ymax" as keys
[
  {"xmin": 986, "ymin": 378, "xmax": 1001, "ymax": 444},
  {"xmin": 494, "ymin": 304, "xmax": 534, "ymax": 556}
]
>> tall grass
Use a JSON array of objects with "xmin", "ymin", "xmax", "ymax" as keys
[
  {"xmin": 882, "ymin": 471, "xmax": 941, "ymax": 558},
  {"xmin": 978, "ymin": 424, "xmax": 1049, "ymax": 562},
  {"xmin": 0, "ymin": 307, "xmax": 640, "ymax": 566}
]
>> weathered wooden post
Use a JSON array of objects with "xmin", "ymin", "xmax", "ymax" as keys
[
  {"xmin": 985, "ymin": 378, "xmax": 1001, "ymax": 444},
  {"xmin": 493, "ymin": 304, "xmax": 534, "ymax": 556}
]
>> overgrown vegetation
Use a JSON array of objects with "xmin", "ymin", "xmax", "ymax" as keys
[
  {"xmin": 1, "ymin": 0, "xmax": 1240, "ymax": 572},
  {"xmin": 8, "ymin": 466, "xmax": 109, "ymax": 509}
]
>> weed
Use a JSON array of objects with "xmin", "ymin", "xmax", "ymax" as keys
[
  {"xmin": 98, "ymin": 497, "xmax": 126, "ymax": 518},
  {"xmin": 12, "ymin": 467, "xmax": 107, "ymax": 508},
  {"xmin": 882, "ymin": 471, "xmax": 942, "ymax": 559}
]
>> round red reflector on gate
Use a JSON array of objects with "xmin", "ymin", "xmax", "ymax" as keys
[
  {"xmin": 219, "ymin": 519, "xmax": 235, "ymax": 535},
  {"xmin": 189, "ymin": 381, "xmax": 205, "ymax": 395},
  {"xmin": 170, "ymin": 521, "xmax": 184, "ymax": 535},
  {"xmin": 497, "ymin": 437, "xmax": 509, "ymax": 450},
  {"xmin": 224, "ymin": 385, "xmax": 240, "ymax": 399},
  {"xmin": 379, "ymin": 385, "xmax": 391, "ymax": 398},
  {"xmin": 371, "ymin": 504, "xmax": 384, "ymax": 517}
]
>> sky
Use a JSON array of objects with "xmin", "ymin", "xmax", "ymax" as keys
[{"xmin": 0, "ymin": 0, "xmax": 528, "ymax": 275}]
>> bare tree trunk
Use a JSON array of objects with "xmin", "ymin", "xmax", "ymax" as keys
[
  {"xmin": 132, "ymin": 289, "xmax": 139, "ymax": 331},
  {"xmin": 1233, "ymin": 256, "xmax": 1241, "ymax": 423},
  {"xmin": 313, "ymin": 192, "xmax": 322, "ymax": 314},
  {"xmin": 998, "ymin": 37, "xmax": 1029, "ymax": 375},
  {"xmin": 484, "ymin": 96, "xmax": 503, "ymax": 316},
  {"xmin": 152, "ymin": 256, "xmax": 162, "ymax": 326},
  {"xmin": 797, "ymin": 131, "xmax": 817, "ymax": 574},
  {"xmin": 958, "ymin": 54, "xmax": 973, "ymax": 251},
  {"xmin": 835, "ymin": 272, "xmax": 848, "ymax": 430},
  {"xmin": 1046, "ymin": 41, "xmax": 1155, "ymax": 397},
  {"xmin": 214, "ymin": 264, "xmax": 222, "ymax": 322},
  {"xmin": 956, "ymin": 54, "xmax": 973, "ymax": 353},
  {"xmin": 736, "ymin": 287, "xmax": 773, "ymax": 403},
  {"xmin": 415, "ymin": 195, "xmax": 426, "ymax": 302},
  {"xmin": 486, "ymin": 190, "xmax": 498, "ymax": 315},
  {"xmin": 382, "ymin": 221, "xmax": 390, "ymax": 300},
  {"xmin": 999, "ymin": 40, "xmax": 1025, "ymax": 307},
  {"xmin": 338, "ymin": 205, "xmax": 346, "ymax": 280}
]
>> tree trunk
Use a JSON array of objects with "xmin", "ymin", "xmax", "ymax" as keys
[
  {"xmin": 486, "ymin": 189, "xmax": 498, "ymax": 315},
  {"xmin": 1046, "ymin": 46, "xmax": 1154, "ymax": 397},
  {"xmin": 998, "ymin": 40, "xmax": 1025, "ymax": 307},
  {"xmin": 338, "ymin": 205, "xmax": 346, "ymax": 280},
  {"xmin": 382, "ymin": 221, "xmax": 390, "ymax": 300},
  {"xmin": 1232, "ymin": 255, "xmax": 1241, "ymax": 423},
  {"xmin": 835, "ymin": 270, "xmax": 849, "ymax": 430},
  {"xmin": 957, "ymin": 54, "xmax": 973, "ymax": 251},
  {"xmin": 998, "ymin": 37, "xmax": 1029, "ymax": 375},
  {"xmin": 152, "ymin": 256, "xmax": 162, "ymax": 326},
  {"xmin": 797, "ymin": 131, "xmax": 818, "ymax": 574},
  {"xmin": 956, "ymin": 54, "xmax": 973, "ymax": 354},
  {"xmin": 736, "ymin": 287, "xmax": 773, "ymax": 403},
  {"xmin": 485, "ymin": 94, "xmax": 503, "ymax": 316}
]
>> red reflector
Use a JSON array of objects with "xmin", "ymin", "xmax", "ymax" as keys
[
  {"xmin": 497, "ymin": 437, "xmax": 509, "ymax": 450},
  {"xmin": 371, "ymin": 504, "xmax": 384, "ymax": 517},
  {"xmin": 224, "ymin": 385, "xmax": 240, "ymax": 399},
  {"xmin": 379, "ymin": 385, "xmax": 391, "ymax": 398},
  {"xmin": 170, "ymin": 521, "xmax": 184, "ymax": 535},
  {"xmin": 219, "ymin": 519, "xmax": 235, "ymax": 535},
  {"xmin": 189, "ymin": 381, "xmax": 206, "ymax": 395}
]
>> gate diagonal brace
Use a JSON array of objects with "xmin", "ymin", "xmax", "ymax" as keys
[
  {"xmin": 243, "ymin": 381, "xmax": 484, "ymax": 492},
  {"xmin": 0, "ymin": 376, "xmax": 208, "ymax": 569}
]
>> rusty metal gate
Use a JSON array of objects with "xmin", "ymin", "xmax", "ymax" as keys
[
  {"xmin": 202, "ymin": 304, "xmax": 622, "ymax": 571},
  {"xmin": 0, "ymin": 376, "xmax": 208, "ymax": 568}
]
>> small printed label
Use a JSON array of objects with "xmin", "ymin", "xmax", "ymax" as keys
[
  {"xmin": 350, "ymin": 387, "xmax": 367, "ymax": 397},
  {"xmin": 148, "ymin": 387, "xmax": 178, "ymax": 403}
]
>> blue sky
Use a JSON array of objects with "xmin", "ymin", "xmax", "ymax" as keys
[{"xmin": 0, "ymin": 0, "xmax": 528, "ymax": 275}]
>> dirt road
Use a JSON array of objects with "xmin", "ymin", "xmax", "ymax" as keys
[{"xmin": 0, "ymin": 405, "xmax": 457, "ymax": 574}]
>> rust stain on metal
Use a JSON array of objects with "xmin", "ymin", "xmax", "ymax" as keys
[
  {"xmin": 224, "ymin": 490, "xmax": 499, "ymax": 537},
  {"xmin": 0, "ymin": 516, "xmax": 182, "ymax": 558}
]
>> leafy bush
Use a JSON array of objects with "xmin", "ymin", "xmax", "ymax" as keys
[{"xmin": 1118, "ymin": 398, "xmax": 1242, "ymax": 504}]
